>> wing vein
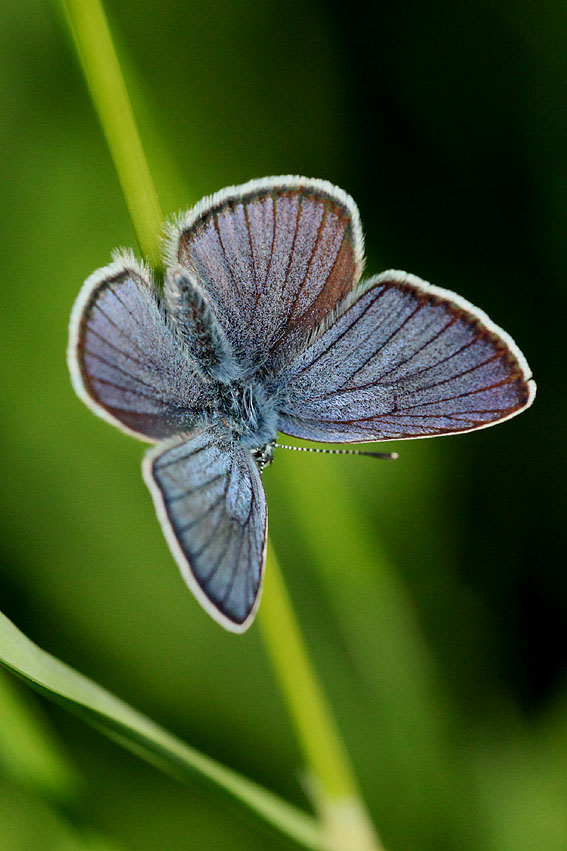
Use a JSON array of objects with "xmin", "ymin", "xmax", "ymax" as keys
[
  {"xmin": 154, "ymin": 442, "xmax": 211, "ymax": 470},
  {"xmin": 401, "ymin": 352, "xmax": 504, "ymax": 398},
  {"xmin": 200, "ymin": 476, "xmax": 234, "ymax": 584},
  {"xmin": 304, "ymin": 298, "xmax": 425, "ymax": 401},
  {"xmin": 176, "ymin": 494, "xmax": 225, "ymax": 534},
  {"xmin": 165, "ymin": 471, "xmax": 225, "ymax": 504},
  {"xmin": 86, "ymin": 326, "xmax": 155, "ymax": 371},
  {"xmin": 369, "ymin": 316, "xmax": 458, "ymax": 383},
  {"xmin": 289, "ymin": 288, "xmax": 383, "ymax": 379},
  {"xmin": 89, "ymin": 376, "xmax": 162, "ymax": 402},
  {"xmin": 85, "ymin": 349, "xmax": 159, "ymax": 392},
  {"xmin": 284, "ymin": 202, "xmax": 328, "ymax": 326},
  {"xmin": 253, "ymin": 195, "xmax": 277, "ymax": 310},
  {"xmin": 213, "ymin": 211, "xmax": 242, "ymax": 299},
  {"xmin": 93, "ymin": 302, "xmax": 162, "ymax": 371}
]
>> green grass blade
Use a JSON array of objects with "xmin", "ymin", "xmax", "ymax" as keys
[
  {"xmin": 0, "ymin": 669, "xmax": 78, "ymax": 804},
  {"xmin": 58, "ymin": 0, "xmax": 163, "ymax": 268},
  {"xmin": 0, "ymin": 671, "xmax": 126, "ymax": 850},
  {"xmin": 0, "ymin": 610, "xmax": 325, "ymax": 851}
]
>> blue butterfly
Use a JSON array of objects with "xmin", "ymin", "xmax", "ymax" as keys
[{"xmin": 68, "ymin": 177, "xmax": 536, "ymax": 632}]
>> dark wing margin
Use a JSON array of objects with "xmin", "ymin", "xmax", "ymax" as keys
[
  {"xmin": 143, "ymin": 427, "xmax": 268, "ymax": 632},
  {"xmin": 68, "ymin": 251, "xmax": 207, "ymax": 441},
  {"xmin": 164, "ymin": 176, "xmax": 365, "ymax": 372},
  {"xmin": 277, "ymin": 270, "xmax": 536, "ymax": 442}
]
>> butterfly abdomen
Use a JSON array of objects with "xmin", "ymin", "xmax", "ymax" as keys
[{"xmin": 164, "ymin": 267, "xmax": 241, "ymax": 384}]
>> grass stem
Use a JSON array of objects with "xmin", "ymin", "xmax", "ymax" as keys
[
  {"xmin": 259, "ymin": 543, "xmax": 384, "ymax": 850},
  {"xmin": 60, "ymin": 0, "xmax": 163, "ymax": 268}
]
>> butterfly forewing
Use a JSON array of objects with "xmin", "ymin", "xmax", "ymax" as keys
[
  {"xmin": 278, "ymin": 270, "xmax": 535, "ymax": 442},
  {"xmin": 166, "ymin": 177, "xmax": 364, "ymax": 372},
  {"xmin": 68, "ymin": 254, "xmax": 207, "ymax": 440},
  {"xmin": 143, "ymin": 427, "xmax": 268, "ymax": 632}
]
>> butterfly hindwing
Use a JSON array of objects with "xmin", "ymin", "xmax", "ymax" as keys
[
  {"xmin": 165, "ymin": 176, "xmax": 364, "ymax": 372},
  {"xmin": 68, "ymin": 253, "xmax": 208, "ymax": 441},
  {"xmin": 277, "ymin": 270, "xmax": 536, "ymax": 442},
  {"xmin": 143, "ymin": 426, "xmax": 268, "ymax": 632}
]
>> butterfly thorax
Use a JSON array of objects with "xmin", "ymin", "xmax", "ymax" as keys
[
  {"xmin": 213, "ymin": 379, "xmax": 279, "ymax": 455},
  {"xmin": 164, "ymin": 266, "xmax": 279, "ymax": 459}
]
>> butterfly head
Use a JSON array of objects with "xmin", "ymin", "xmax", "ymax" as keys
[{"xmin": 250, "ymin": 441, "xmax": 275, "ymax": 473}]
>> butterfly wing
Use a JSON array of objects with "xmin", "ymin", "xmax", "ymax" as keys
[
  {"xmin": 143, "ymin": 426, "xmax": 268, "ymax": 632},
  {"xmin": 68, "ymin": 252, "xmax": 208, "ymax": 441},
  {"xmin": 165, "ymin": 176, "xmax": 364, "ymax": 372},
  {"xmin": 277, "ymin": 270, "xmax": 536, "ymax": 442}
]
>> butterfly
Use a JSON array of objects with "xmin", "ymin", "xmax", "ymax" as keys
[{"xmin": 68, "ymin": 176, "xmax": 536, "ymax": 632}]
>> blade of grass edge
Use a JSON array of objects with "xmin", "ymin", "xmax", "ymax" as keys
[
  {"xmin": 0, "ymin": 611, "xmax": 325, "ymax": 851},
  {"xmin": 0, "ymin": 670, "xmax": 126, "ymax": 851}
]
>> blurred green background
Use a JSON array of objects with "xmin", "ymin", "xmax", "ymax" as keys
[{"xmin": 0, "ymin": 0, "xmax": 565, "ymax": 849}]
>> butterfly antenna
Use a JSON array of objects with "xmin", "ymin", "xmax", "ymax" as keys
[{"xmin": 274, "ymin": 443, "xmax": 398, "ymax": 460}]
